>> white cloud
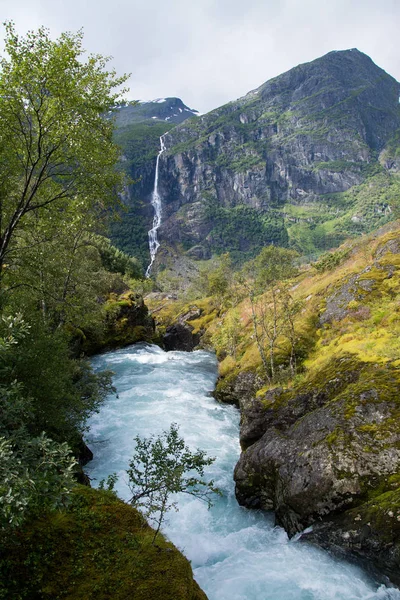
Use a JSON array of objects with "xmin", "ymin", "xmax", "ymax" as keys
[{"xmin": 0, "ymin": 0, "xmax": 399, "ymax": 113}]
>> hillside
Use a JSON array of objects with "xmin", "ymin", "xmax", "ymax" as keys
[
  {"xmin": 147, "ymin": 221, "xmax": 400, "ymax": 583},
  {"xmin": 112, "ymin": 49, "xmax": 400, "ymax": 272},
  {"xmin": 1, "ymin": 486, "xmax": 207, "ymax": 600}
]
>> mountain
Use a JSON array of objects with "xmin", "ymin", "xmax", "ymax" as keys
[
  {"xmin": 111, "ymin": 49, "xmax": 400, "ymax": 270},
  {"xmin": 109, "ymin": 98, "xmax": 199, "ymax": 266},
  {"xmin": 114, "ymin": 97, "xmax": 199, "ymax": 127}
]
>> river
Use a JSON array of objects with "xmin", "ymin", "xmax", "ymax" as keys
[{"xmin": 86, "ymin": 344, "xmax": 400, "ymax": 600}]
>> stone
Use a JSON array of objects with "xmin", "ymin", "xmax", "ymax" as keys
[{"xmin": 163, "ymin": 323, "xmax": 200, "ymax": 352}]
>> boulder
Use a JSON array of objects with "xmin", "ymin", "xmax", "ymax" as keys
[
  {"xmin": 163, "ymin": 323, "xmax": 200, "ymax": 352},
  {"xmin": 234, "ymin": 354, "xmax": 400, "ymax": 583}
]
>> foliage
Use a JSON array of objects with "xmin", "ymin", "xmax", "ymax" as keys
[
  {"xmin": 0, "ymin": 22, "xmax": 128, "ymax": 279},
  {"xmin": 94, "ymin": 236, "xmax": 142, "ymax": 279},
  {"xmin": 211, "ymin": 310, "xmax": 241, "ymax": 359},
  {"xmin": 114, "ymin": 121, "xmax": 170, "ymax": 168},
  {"xmin": 127, "ymin": 423, "xmax": 220, "ymax": 542},
  {"xmin": 108, "ymin": 207, "xmax": 150, "ymax": 269},
  {"xmin": 250, "ymin": 246, "xmax": 299, "ymax": 292},
  {"xmin": 204, "ymin": 201, "xmax": 288, "ymax": 262},
  {"xmin": 0, "ymin": 315, "xmax": 78, "ymax": 537},
  {"xmin": 0, "ymin": 317, "xmax": 114, "ymax": 445},
  {"xmin": 0, "ymin": 433, "xmax": 76, "ymax": 534},
  {"xmin": 314, "ymin": 248, "xmax": 350, "ymax": 272}
]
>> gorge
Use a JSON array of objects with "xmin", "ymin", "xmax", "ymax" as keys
[{"xmin": 86, "ymin": 344, "xmax": 400, "ymax": 600}]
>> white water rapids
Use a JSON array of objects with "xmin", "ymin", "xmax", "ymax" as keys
[
  {"xmin": 145, "ymin": 136, "xmax": 166, "ymax": 277},
  {"xmin": 86, "ymin": 344, "xmax": 400, "ymax": 600}
]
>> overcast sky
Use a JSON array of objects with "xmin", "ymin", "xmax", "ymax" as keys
[{"xmin": 1, "ymin": 0, "xmax": 399, "ymax": 114}]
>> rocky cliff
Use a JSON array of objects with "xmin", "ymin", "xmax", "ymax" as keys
[
  {"xmin": 228, "ymin": 230, "xmax": 400, "ymax": 584},
  {"xmin": 114, "ymin": 49, "xmax": 400, "ymax": 269},
  {"xmin": 109, "ymin": 98, "xmax": 199, "ymax": 267}
]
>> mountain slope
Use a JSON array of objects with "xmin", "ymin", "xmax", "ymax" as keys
[
  {"xmin": 113, "ymin": 49, "xmax": 400, "ymax": 271},
  {"xmin": 153, "ymin": 49, "xmax": 400, "ymax": 265},
  {"xmin": 109, "ymin": 98, "xmax": 199, "ymax": 267}
]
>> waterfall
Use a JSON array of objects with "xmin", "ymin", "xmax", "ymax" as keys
[{"xmin": 145, "ymin": 136, "xmax": 166, "ymax": 277}]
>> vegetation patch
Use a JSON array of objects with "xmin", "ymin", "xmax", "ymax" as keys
[{"xmin": 0, "ymin": 486, "xmax": 207, "ymax": 600}]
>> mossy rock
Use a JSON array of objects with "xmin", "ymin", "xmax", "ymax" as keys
[
  {"xmin": 0, "ymin": 486, "xmax": 207, "ymax": 600},
  {"xmin": 302, "ymin": 487, "xmax": 400, "ymax": 585},
  {"xmin": 235, "ymin": 353, "xmax": 400, "ymax": 549}
]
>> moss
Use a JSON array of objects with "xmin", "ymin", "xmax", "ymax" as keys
[
  {"xmin": 0, "ymin": 486, "xmax": 207, "ymax": 600},
  {"xmin": 325, "ymin": 428, "xmax": 341, "ymax": 446},
  {"xmin": 218, "ymin": 355, "xmax": 237, "ymax": 377},
  {"xmin": 341, "ymin": 488, "xmax": 400, "ymax": 546}
]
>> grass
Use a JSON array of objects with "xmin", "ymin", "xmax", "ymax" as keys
[{"xmin": 0, "ymin": 486, "xmax": 207, "ymax": 600}]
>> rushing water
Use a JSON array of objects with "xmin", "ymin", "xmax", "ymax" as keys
[
  {"xmin": 145, "ymin": 136, "xmax": 166, "ymax": 277},
  {"xmin": 86, "ymin": 344, "xmax": 399, "ymax": 600}
]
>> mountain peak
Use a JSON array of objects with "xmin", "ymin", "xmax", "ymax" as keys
[{"xmin": 114, "ymin": 97, "xmax": 198, "ymax": 128}]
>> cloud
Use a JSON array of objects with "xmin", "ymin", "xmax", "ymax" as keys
[{"xmin": 1, "ymin": 0, "xmax": 399, "ymax": 113}]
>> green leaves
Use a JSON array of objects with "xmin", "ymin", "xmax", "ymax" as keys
[
  {"xmin": 127, "ymin": 423, "xmax": 220, "ymax": 542},
  {"xmin": 0, "ymin": 21, "xmax": 128, "ymax": 273},
  {"xmin": 0, "ymin": 433, "xmax": 77, "ymax": 532}
]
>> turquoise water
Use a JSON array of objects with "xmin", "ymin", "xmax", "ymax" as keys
[{"xmin": 86, "ymin": 344, "xmax": 399, "ymax": 600}]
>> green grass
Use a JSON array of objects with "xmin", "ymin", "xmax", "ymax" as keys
[{"xmin": 0, "ymin": 486, "xmax": 207, "ymax": 600}]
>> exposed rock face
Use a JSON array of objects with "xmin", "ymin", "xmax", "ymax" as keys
[
  {"xmin": 146, "ymin": 49, "xmax": 400, "ymax": 261},
  {"xmin": 233, "ymin": 355, "xmax": 400, "ymax": 582},
  {"xmin": 163, "ymin": 323, "xmax": 200, "ymax": 352},
  {"xmin": 301, "ymin": 492, "xmax": 400, "ymax": 586},
  {"xmin": 163, "ymin": 308, "xmax": 203, "ymax": 351},
  {"xmin": 109, "ymin": 50, "xmax": 400, "ymax": 269},
  {"xmin": 214, "ymin": 370, "xmax": 263, "ymax": 407}
]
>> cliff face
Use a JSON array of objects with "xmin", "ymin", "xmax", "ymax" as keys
[
  {"xmin": 126, "ymin": 49, "xmax": 400, "ymax": 266},
  {"xmin": 109, "ymin": 99, "xmax": 199, "ymax": 267}
]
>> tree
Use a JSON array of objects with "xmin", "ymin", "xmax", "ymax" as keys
[
  {"xmin": 212, "ymin": 309, "xmax": 241, "ymax": 360},
  {"xmin": 127, "ymin": 423, "xmax": 220, "ymax": 543},
  {"xmin": 0, "ymin": 315, "xmax": 77, "ymax": 536},
  {"xmin": 241, "ymin": 246, "xmax": 298, "ymax": 381},
  {"xmin": 0, "ymin": 22, "xmax": 128, "ymax": 288},
  {"xmin": 0, "ymin": 434, "xmax": 76, "ymax": 534}
]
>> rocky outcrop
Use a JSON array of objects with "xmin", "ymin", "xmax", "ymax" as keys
[
  {"xmin": 233, "ymin": 354, "xmax": 400, "ymax": 582},
  {"xmin": 163, "ymin": 308, "xmax": 203, "ymax": 351},
  {"xmin": 214, "ymin": 370, "xmax": 263, "ymax": 408},
  {"xmin": 163, "ymin": 323, "xmax": 200, "ymax": 352},
  {"xmin": 83, "ymin": 293, "xmax": 156, "ymax": 354},
  {"xmin": 301, "ymin": 488, "xmax": 400, "ymax": 586},
  {"xmin": 301, "ymin": 490, "xmax": 400, "ymax": 586}
]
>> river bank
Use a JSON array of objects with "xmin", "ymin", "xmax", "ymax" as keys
[{"xmin": 85, "ymin": 343, "xmax": 399, "ymax": 600}]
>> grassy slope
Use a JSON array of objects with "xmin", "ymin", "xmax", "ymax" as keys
[
  {"xmin": 148, "ymin": 220, "xmax": 400, "ymax": 403},
  {"xmin": 2, "ymin": 486, "xmax": 207, "ymax": 600}
]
